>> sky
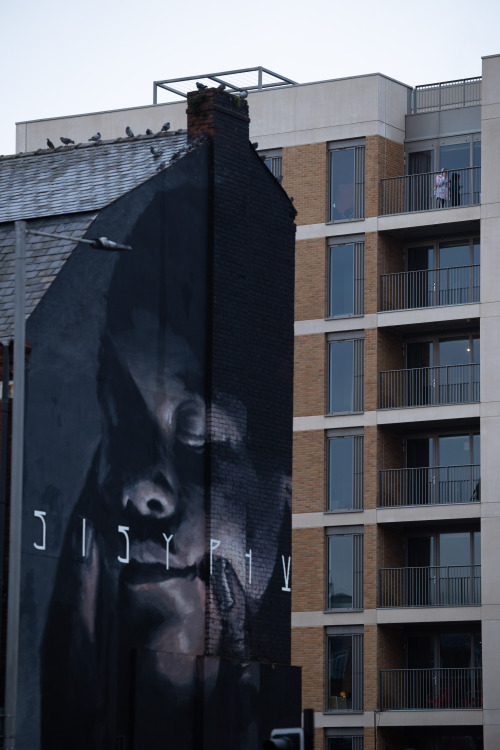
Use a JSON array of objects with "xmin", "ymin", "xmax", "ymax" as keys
[{"xmin": 1, "ymin": 0, "xmax": 499, "ymax": 157}]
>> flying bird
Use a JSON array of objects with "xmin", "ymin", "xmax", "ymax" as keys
[
  {"xmin": 125, "ymin": 126, "xmax": 134, "ymax": 137},
  {"xmin": 196, "ymin": 82, "xmax": 207, "ymax": 90},
  {"xmin": 150, "ymin": 146, "xmax": 163, "ymax": 158},
  {"xmin": 46, "ymin": 138, "xmax": 55, "ymax": 149},
  {"xmin": 161, "ymin": 122, "xmax": 170, "ymax": 132},
  {"xmin": 88, "ymin": 132, "xmax": 101, "ymax": 142},
  {"xmin": 145, "ymin": 129, "xmax": 153, "ymax": 135},
  {"xmin": 60, "ymin": 137, "xmax": 74, "ymax": 145}
]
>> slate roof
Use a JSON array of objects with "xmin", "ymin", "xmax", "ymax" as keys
[
  {"xmin": 0, "ymin": 130, "xmax": 188, "ymax": 223},
  {"xmin": 0, "ymin": 214, "xmax": 97, "ymax": 340},
  {"xmin": 0, "ymin": 129, "xmax": 191, "ymax": 339}
]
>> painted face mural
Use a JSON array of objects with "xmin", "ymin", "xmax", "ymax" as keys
[{"xmin": 34, "ymin": 203, "xmax": 292, "ymax": 749}]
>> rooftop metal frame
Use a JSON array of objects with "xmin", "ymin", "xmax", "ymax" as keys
[{"xmin": 153, "ymin": 66, "xmax": 298, "ymax": 104}]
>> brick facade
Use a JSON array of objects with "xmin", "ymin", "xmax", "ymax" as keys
[
  {"xmin": 292, "ymin": 528, "xmax": 325, "ymax": 612},
  {"xmin": 293, "ymin": 430, "xmax": 325, "ymax": 514},
  {"xmin": 294, "ymin": 333, "xmax": 325, "ymax": 417},
  {"xmin": 295, "ymin": 238, "xmax": 327, "ymax": 321},
  {"xmin": 283, "ymin": 143, "xmax": 328, "ymax": 226}
]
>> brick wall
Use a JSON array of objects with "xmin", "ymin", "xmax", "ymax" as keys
[
  {"xmin": 364, "ymin": 232, "xmax": 378, "ymax": 315},
  {"xmin": 364, "ymin": 623, "xmax": 377, "ymax": 711},
  {"xmin": 283, "ymin": 143, "xmax": 327, "ymax": 226},
  {"xmin": 378, "ymin": 328, "xmax": 404, "ymax": 374},
  {"xmin": 293, "ymin": 430, "xmax": 325, "ymax": 513},
  {"xmin": 291, "ymin": 626, "xmax": 324, "ymax": 711},
  {"xmin": 187, "ymin": 88, "xmax": 296, "ymax": 665},
  {"xmin": 292, "ymin": 527, "xmax": 325, "ymax": 612},
  {"xmin": 364, "ymin": 524, "xmax": 377, "ymax": 610},
  {"xmin": 365, "ymin": 136, "xmax": 405, "ymax": 218},
  {"xmin": 294, "ymin": 334, "xmax": 325, "ymax": 417},
  {"xmin": 295, "ymin": 238, "xmax": 326, "ymax": 321},
  {"xmin": 364, "ymin": 425, "xmax": 378, "ymax": 510},
  {"xmin": 364, "ymin": 327, "xmax": 378, "ymax": 412}
]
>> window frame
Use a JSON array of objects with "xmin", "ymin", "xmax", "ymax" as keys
[
  {"xmin": 258, "ymin": 148, "xmax": 283, "ymax": 182},
  {"xmin": 326, "ymin": 527, "xmax": 364, "ymax": 611},
  {"xmin": 327, "ymin": 332, "xmax": 364, "ymax": 415},
  {"xmin": 327, "ymin": 236, "xmax": 365, "ymax": 319},
  {"xmin": 326, "ymin": 429, "xmax": 364, "ymax": 512},
  {"xmin": 325, "ymin": 626, "xmax": 364, "ymax": 713},
  {"xmin": 328, "ymin": 139, "xmax": 366, "ymax": 223}
]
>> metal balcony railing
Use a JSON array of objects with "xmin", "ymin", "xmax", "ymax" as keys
[
  {"xmin": 380, "ymin": 167, "xmax": 481, "ymax": 216},
  {"xmin": 379, "ymin": 564, "xmax": 481, "ymax": 608},
  {"xmin": 411, "ymin": 77, "xmax": 481, "ymax": 113},
  {"xmin": 379, "ymin": 363, "xmax": 480, "ymax": 409},
  {"xmin": 379, "ymin": 265, "xmax": 480, "ymax": 312},
  {"xmin": 378, "ymin": 464, "xmax": 480, "ymax": 508},
  {"xmin": 379, "ymin": 667, "xmax": 482, "ymax": 710}
]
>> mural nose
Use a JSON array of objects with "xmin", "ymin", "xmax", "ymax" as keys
[{"xmin": 125, "ymin": 477, "xmax": 176, "ymax": 518}]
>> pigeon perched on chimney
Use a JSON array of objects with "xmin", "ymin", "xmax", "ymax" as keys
[
  {"xmin": 240, "ymin": 90, "xmax": 248, "ymax": 99},
  {"xmin": 145, "ymin": 129, "xmax": 153, "ymax": 135},
  {"xmin": 125, "ymin": 126, "xmax": 134, "ymax": 137},
  {"xmin": 252, "ymin": 142, "xmax": 259, "ymax": 149},
  {"xmin": 60, "ymin": 137, "xmax": 74, "ymax": 145},
  {"xmin": 46, "ymin": 138, "xmax": 55, "ymax": 149},
  {"xmin": 88, "ymin": 132, "xmax": 101, "ymax": 142},
  {"xmin": 196, "ymin": 82, "xmax": 207, "ymax": 90},
  {"xmin": 217, "ymin": 83, "xmax": 226, "ymax": 90},
  {"xmin": 161, "ymin": 122, "xmax": 170, "ymax": 132}
]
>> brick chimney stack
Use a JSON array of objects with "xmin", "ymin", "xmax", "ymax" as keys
[{"xmin": 186, "ymin": 88, "xmax": 250, "ymax": 145}]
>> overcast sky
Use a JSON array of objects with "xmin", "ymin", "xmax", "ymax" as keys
[{"xmin": 1, "ymin": 0, "xmax": 499, "ymax": 156}]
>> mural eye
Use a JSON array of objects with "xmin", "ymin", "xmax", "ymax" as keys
[{"xmin": 176, "ymin": 402, "xmax": 206, "ymax": 449}]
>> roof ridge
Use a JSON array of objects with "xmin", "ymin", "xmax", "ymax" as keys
[{"xmin": 0, "ymin": 129, "xmax": 188, "ymax": 162}]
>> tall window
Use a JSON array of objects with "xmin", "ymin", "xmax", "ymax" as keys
[
  {"xmin": 326, "ymin": 630, "xmax": 363, "ymax": 711},
  {"xmin": 259, "ymin": 148, "xmax": 282, "ymax": 181},
  {"xmin": 327, "ymin": 529, "xmax": 363, "ymax": 610},
  {"xmin": 327, "ymin": 433, "xmax": 363, "ymax": 511},
  {"xmin": 328, "ymin": 240, "xmax": 364, "ymax": 317},
  {"xmin": 329, "ymin": 142, "xmax": 365, "ymax": 222},
  {"xmin": 328, "ymin": 335, "xmax": 364, "ymax": 413}
]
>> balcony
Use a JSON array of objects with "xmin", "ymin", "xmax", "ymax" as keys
[
  {"xmin": 379, "ymin": 564, "xmax": 481, "ymax": 608},
  {"xmin": 378, "ymin": 464, "xmax": 480, "ymax": 508},
  {"xmin": 379, "ymin": 668, "xmax": 482, "ymax": 710},
  {"xmin": 379, "ymin": 265, "xmax": 479, "ymax": 312},
  {"xmin": 379, "ymin": 363, "xmax": 479, "ymax": 409},
  {"xmin": 380, "ymin": 166, "xmax": 480, "ymax": 216}
]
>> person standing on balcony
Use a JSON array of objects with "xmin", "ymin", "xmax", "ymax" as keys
[{"xmin": 436, "ymin": 167, "xmax": 449, "ymax": 207}]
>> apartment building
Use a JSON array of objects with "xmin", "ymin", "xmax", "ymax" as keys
[{"xmin": 15, "ymin": 54, "xmax": 500, "ymax": 750}]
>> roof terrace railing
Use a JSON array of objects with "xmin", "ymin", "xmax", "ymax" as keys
[{"xmin": 411, "ymin": 77, "xmax": 481, "ymax": 113}]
